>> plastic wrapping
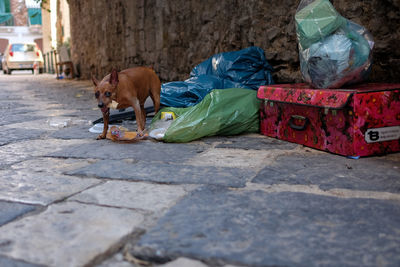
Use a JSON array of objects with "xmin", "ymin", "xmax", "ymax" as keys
[
  {"xmin": 160, "ymin": 46, "xmax": 274, "ymax": 108},
  {"xmin": 295, "ymin": 0, "xmax": 374, "ymax": 88},
  {"xmin": 151, "ymin": 88, "xmax": 260, "ymax": 143},
  {"xmin": 295, "ymin": 0, "xmax": 345, "ymax": 50}
]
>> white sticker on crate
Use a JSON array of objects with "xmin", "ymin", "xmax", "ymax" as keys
[{"xmin": 365, "ymin": 126, "xmax": 400, "ymax": 143}]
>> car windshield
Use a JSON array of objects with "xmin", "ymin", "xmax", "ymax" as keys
[{"xmin": 11, "ymin": 44, "xmax": 35, "ymax": 52}]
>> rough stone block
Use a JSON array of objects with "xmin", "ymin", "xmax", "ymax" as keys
[
  {"xmin": 48, "ymin": 140, "xmax": 206, "ymax": 162},
  {"xmin": 0, "ymin": 139, "xmax": 89, "ymax": 167},
  {"xmin": 252, "ymin": 154, "xmax": 400, "ymax": 193},
  {"xmin": 0, "ymin": 201, "xmax": 39, "ymax": 226},
  {"xmin": 67, "ymin": 159, "xmax": 253, "ymax": 187},
  {"xmin": 0, "ymin": 170, "xmax": 100, "ymax": 205},
  {"xmin": 70, "ymin": 180, "xmax": 193, "ymax": 213},
  {"xmin": 0, "ymin": 128, "xmax": 46, "ymax": 146},
  {"xmin": 135, "ymin": 187, "xmax": 400, "ymax": 267},
  {"xmin": 0, "ymin": 202, "xmax": 144, "ymax": 267},
  {"xmin": 0, "ymin": 256, "xmax": 42, "ymax": 267}
]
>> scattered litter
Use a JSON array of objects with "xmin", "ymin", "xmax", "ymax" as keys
[
  {"xmin": 347, "ymin": 156, "xmax": 360, "ymax": 160},
  {"xmin": 89, "ymin": 123, "xmax": 119, "ymax": 133},
  {"xmin": 48, "ymin": 118, "xmax": 72, "ymax": 128},
  {"xmin": 149, "ymin": 111, "xmax": 176, "ymax": 140},
  {"xmin": 107, "ymin": 126, "xmax": 148, "ymax": 142}
]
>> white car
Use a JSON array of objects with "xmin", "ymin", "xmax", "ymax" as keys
[{"xmin": 2, "ymin": 42, "xmax": 44, "ymax": 74}]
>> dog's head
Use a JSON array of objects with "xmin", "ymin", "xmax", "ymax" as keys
[{"xmin": 92, "ymin": 69, "xmax": 119, "ymax": 113}]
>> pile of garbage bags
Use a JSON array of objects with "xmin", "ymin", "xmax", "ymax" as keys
[
  {"xmin": 160, "ymin": 46, "xmax": 274, "ymax": 108},
  {"xmin": 148, "ymin": 47, "xmax": 274, "ymax": 142},
  {"xmin": 150, "ymin": 47, "xmax": 273, "ymax": 142},
  {"xmin": 295, "ymin": 0, "xmax": 374, "ymax": 88}
]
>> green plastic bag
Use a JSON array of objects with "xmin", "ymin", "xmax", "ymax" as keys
[
  {"xmin": 295, "ymin": 0, "xmax": 345, "ymax": 49},
  {"xmin": 150, "ymin": 88, "xmax": 260, "ymax": 143}
]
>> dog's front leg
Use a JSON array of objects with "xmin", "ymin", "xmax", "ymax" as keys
[{"xmin": 97, "ymin": 109, "xmax": 110, "ymax": 140}]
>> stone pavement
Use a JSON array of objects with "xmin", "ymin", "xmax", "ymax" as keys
[{"xmin": 0, "ymin": 73, "xmax": 399, "ymax": 267}]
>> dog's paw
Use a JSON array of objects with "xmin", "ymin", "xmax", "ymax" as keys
[
  {"xmin": 137, "ymin": 130, "xmax": 145, "ymax": 138},
  {"xmin": 96, "ymin": 134, "xmax": 106, "ymax": 140}
]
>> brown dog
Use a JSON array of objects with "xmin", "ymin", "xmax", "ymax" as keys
[{"xmin": 92, "ymin": 67, "xmax": 161, "ymax": 139}]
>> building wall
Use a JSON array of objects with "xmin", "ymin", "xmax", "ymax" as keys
[
  {"xmin": 59, "ymin": 0, "xmax": 70, "ymax": 44},
  {"xmin": 41, "ymin": 0, "xmax": 52, "ymax": 54},
  {"xmin": 68, "ymin": 0, "xmax": 400, "ymax": 84},
  {"xmin": 41, "ymin": 0, "xmax": 70, "ymax": 54},
  {"xmin": 10, "ymin": 0, "xmax": 28, "ymax": 26}
]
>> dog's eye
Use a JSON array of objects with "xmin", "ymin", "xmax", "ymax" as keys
[
  {"xmin": 95, "ymin": 91, "xmax": 100, "ymax": 98},
  {"xmin": 105, "ymin": 92, "xmax": 112, "ymax": 97}
]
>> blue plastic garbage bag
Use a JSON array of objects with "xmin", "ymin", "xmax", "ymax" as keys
[{"xmin": 161, "ymin": 46, "xmax": 274, "ymax": 108}]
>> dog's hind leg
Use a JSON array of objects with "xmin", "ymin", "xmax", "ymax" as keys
[
  {"xmin": 140, "ymin": 102, "xmax": 146, "ymax": 130},
  {"xmin": 149, "ymin": 88, "xmax": 160, "ymax": 114},
  {"xmin": 131, "ymin": 98, "xmax": 145, "ymax": 136}
]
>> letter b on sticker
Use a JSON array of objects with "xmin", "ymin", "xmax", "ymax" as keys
[{"xmin": 367, "ymin": 131, "xmax": 379, "ymax": 141}]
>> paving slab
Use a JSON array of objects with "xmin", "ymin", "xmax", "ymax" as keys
[
  {"xmin": 135, "ymin": 187, "xmax": 400, "ymax": 267},
  {"xmin": 3, "ymin": 117, "xmax": 74, "ymax": 131},
  {"xmin": 67, "ymin": 159, "xmax": 253, "ymax": 187},
  {"xmin": 0, "ymin": 92, "xmax": 24, "ymax": 101},
  {"xmin": 28, "ymin": 108, "xmax": 77, "ymax": 118},
  {"xmin": 0, "ymin": 128, "xmax": 45, "ymax": 146},
  {"xmin": 0, "ymin": 201, "xmax": 39, "ymax": 226},
  {"xmin": 49, "ymin": 124, "xmax": 98, "ymax": 139},
  {"xmin": 211, "ymin": 135, "xmax": 298, "ymax": 150},
  {"xmin": 185, "ymin": 146, "xmax": 312, "ymax": 170},
  {"xmin": 0, "ymin": 114, "xmax": 45, "ymax": 127},
  {"xmin": 0, "ymin": 202, "xmax": 144, "ymax": 267},
  {"xmin": 48, "ymin": 140, "xmax": 207, "ymax": 162},
  {"xmin": 0, "ymin": 108, "xmax": 33, "ymax": 117},
  {"xmin": 96, "ymin": 253, "xmax": 133, "ymax": 267},
  {"xmin": 157, "ymin": 257, "xmax": 209, "ymax": 267},
  {"xmin": 70, "ymin": 180, "xmax": 194, "ymax": 213},
  {"xmin": 0, "ymin": 139, "xmax": 89, "ymax": 167},
  {"xmin": 0, "ymin": 101, "xmax": 28, "ymax": 110},
  {"xmin": 252, "ymin": 153, "xmax": 400, "ymax": 193},
  {"xmin": 10, "ymin": 157, "xmax": 95, "ymax": 174},
  {"xmin": 0, "ymin": 170, "xmax": 100, "ymax": 205},
  {"xmin": 0, "ymin": 256, "xmax": 43, "ymax": 267}
]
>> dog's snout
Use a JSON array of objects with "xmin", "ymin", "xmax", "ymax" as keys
[{"xmin": 98, "ymin": 102, "xmax": 105, "ymax": 108}]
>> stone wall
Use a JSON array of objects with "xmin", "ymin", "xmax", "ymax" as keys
[{"xmin": 68, "ymin": 0, "xmax": 400, "ymax": 84}]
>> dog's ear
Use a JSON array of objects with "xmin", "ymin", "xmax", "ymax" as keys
[
  {"xmin": 109, "ymin": 69, "xmax": 119, "ymax": 87},
  {"xmin": 92, "ymin": 75, "xmax": 99, "ymax": 87}
]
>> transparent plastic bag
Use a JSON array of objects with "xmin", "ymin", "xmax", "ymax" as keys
[
  {"xmin": 149, "ymin": 112, "xmax": 176, "ymax": 140},
  {"xmin": 296, "ymin": 0, "xmax": 374, "ymax": 88},
  {"xmin": 295, "ymin": 0, "xmax": 345, "ymax": 49}
]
